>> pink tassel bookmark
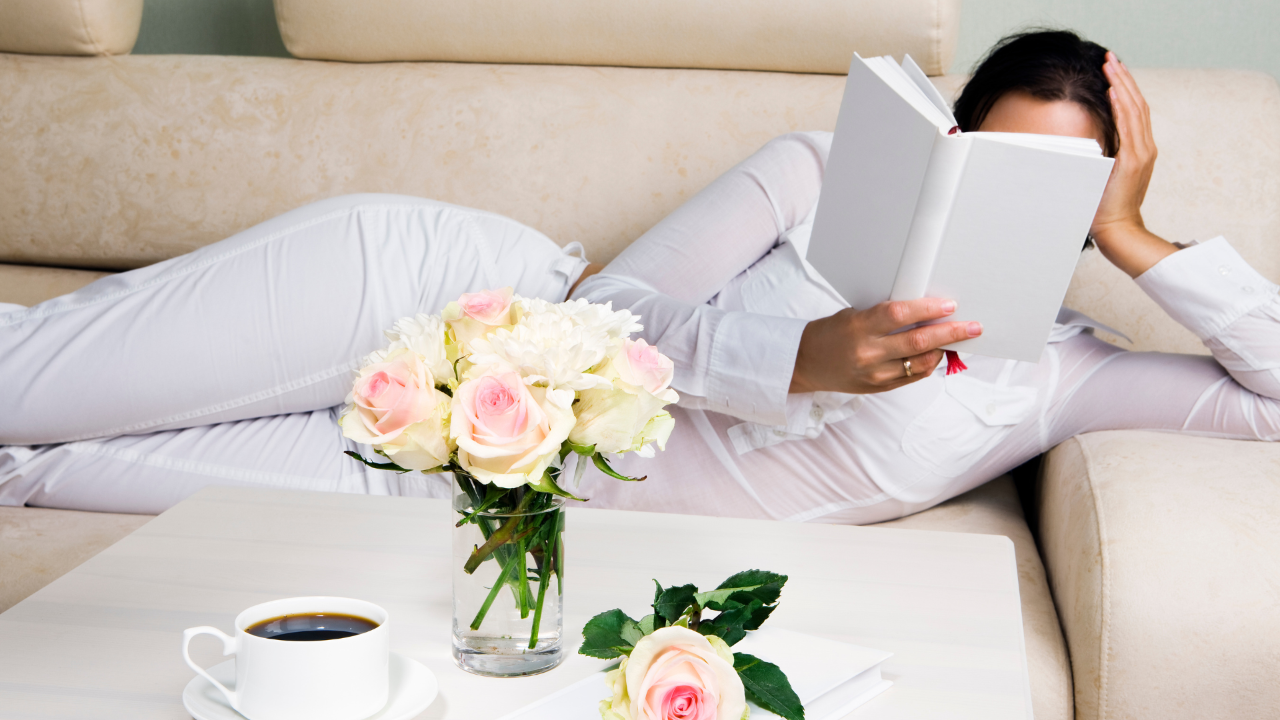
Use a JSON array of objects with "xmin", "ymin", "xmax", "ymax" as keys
[{"xmin": 945, "ymin": 350, "xmax": 968, "ymax": 375}]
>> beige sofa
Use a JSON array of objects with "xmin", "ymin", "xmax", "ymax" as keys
[{"xmin": 2, "ymin": 1, "xmax": 1278, "ymax": 718}]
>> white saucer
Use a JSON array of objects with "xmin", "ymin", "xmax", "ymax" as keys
[{"xmin": 182, "ymin": 651, "xmax": 439, "ymax": 720}]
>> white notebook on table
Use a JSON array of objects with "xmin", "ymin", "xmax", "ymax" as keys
[
  {"xmin": 806, "ymin": 53, "xmax": 1115, "ymax": 362},
  {"xmin": 498, "ymin": 627, "xmax": 893, "ymax": 720}
]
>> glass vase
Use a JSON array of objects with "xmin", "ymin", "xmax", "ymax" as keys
[{"xmin": 451, "ymin": 476, "xmax": 566, "ymax": 677}]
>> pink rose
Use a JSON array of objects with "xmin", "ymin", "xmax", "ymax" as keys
[
  {"xmin": 346, "ymin": 352, "xmax": 437, "ymax": 439},
  {"xmin": 601, "ymin": 627, "xmax": 745, "ymax": 720},
  {"xmin": 443, "ymin": 287, "xmax": 516, "ymax": 351},
  {"xmin": 451, "ymin": 371, "xmax": 574, "ymax": 488},
  {"xmin": 457, "ymin": 288, "xmax": 515, "ymax": 324},
  {"xmin": 613, "ymin": 338, "xmax": 675, "ymax": 396},
  {"xmin": 341, "ymin": 349, "xmax": 453, "ymax": 470}
]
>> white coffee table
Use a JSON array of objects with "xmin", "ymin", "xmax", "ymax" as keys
[{"xmin": 0, "ymin": 486, "xmax": 1032, "ymax": 719}]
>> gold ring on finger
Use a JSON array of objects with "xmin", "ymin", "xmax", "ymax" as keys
[{"xmin": 903, "ymin": 359, "xmax": 913, "ymax": 377}]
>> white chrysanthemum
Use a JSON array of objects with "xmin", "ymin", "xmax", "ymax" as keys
[
  {"xmin": 381, "ymin": 313, "xmax": 453, "ymax": 386},
  {"xmin": 519, "ymin": 296, "xmax": 643, "ymax": 341},
  {"xmin": 465, "ymin": 296, "xmax": 641, "ymax": 404}
]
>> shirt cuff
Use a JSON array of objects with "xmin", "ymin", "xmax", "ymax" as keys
[
  {"xmin": 1134, "ymin": 236, "xmax": 1279, "ymax": 341},
  {"xmin": 705, "ymin": 311, "xmax": 809, "ymax": 426}
]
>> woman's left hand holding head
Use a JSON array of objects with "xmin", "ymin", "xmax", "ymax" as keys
[{"xmin": 1091, "ymin": 51, "xmax": 1179, "ymax": 277}]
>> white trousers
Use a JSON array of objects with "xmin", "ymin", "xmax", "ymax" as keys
[{"xmin": 0, "ymin": 194, "xmax": 586, "ymax": 513}]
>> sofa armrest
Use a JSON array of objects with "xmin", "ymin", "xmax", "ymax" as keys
[{"xmin": 1038, "ymin": 431, "xmax": 1280, "ymax": 720}]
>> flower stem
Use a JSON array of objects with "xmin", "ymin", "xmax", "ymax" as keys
[
  {"xmin": 516, "ymin": 536, "xmax": 531, "ymax": 619},
  {"xmin": 463, "ymin": 491, "xmax": 534, "ymax": 574},
  {"xmin": 470, "ymin": 557, "xmax": 516, "ymax": 631},
  {"xmin": 528, "ymin": 531, "xmax": 554, "ymax": 649}
]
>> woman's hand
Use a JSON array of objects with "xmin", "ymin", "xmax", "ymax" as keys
[
  {"xmin": 789, "ymin": 298, "xmax": 982, "ymax": 394},
  {"xmin": 1091, "ymin": 52, "xmax": 1178, "ymax": 277}
]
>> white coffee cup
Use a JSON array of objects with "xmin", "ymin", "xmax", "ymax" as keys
[{"xmin": 182, "ymin": 596, "xmax": 389, "ymax": 720}]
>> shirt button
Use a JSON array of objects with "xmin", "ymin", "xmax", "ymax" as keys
[
  {"xmin": 1243, "ymin": 286, "xmax": 1255, "ymax": 294},
  {"xmin": 1219, "ymin": 265, "xmax": 1232, "ymax": 276},
  {"xmin": 810, "ymin": 406, "xmax": 824, "ymax": 421},
  {"xmin": 773, "ymin": 429, "xmax": 788, "ymax": 438},
  {"xmin": 986, "ymin": 403, "xmax": 997, "ymax": 415}
]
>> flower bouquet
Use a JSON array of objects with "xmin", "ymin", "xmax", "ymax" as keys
[{"xmin": 339, "ymin": 288, "xmax": 678, "ymax": 676}]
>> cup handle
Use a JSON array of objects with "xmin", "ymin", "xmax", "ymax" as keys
[{"xmin": 182, "ymin": 626, "xmax": 238, "ymax": 708}]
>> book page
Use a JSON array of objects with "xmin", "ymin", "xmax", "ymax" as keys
[
  {"xmin": 924, "ymin": 138, "xmax": 1114, "ymax": 361},
  {"xmin": 975, "ymin": 130, "xmax": 1102, "ymax": 156},
  {"xmin": 901, "ymin": 54, "xmax": 958, "ymax": 128},
  {"xmin": 807, "ymin": 55, "xmax": 945, "ymax": 311},
  {"xmin": 890, "ymin": 132, "xmax": 971, "ymax": 300}
]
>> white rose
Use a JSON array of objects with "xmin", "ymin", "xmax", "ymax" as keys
[{"xmin": 569, "ymin": 340, "xmax": 678, "ymax": 455}]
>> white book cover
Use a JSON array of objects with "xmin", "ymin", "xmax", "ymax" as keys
[
  {"xmin": 498, "ymin": 627, "xmax": 892, "ymax": 720},
  {"xmin": 807, "ymin": 53, "xmax": 1115, "ymax": 362}
]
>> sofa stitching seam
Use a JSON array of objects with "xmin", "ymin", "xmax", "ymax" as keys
[
  {"xmin": 1077, "ymin": 436, "xmax": 1112, "ymax": 719},
  {"xmin": 74, "ymin": 0, "xmax": 102, "ymax": 56}
]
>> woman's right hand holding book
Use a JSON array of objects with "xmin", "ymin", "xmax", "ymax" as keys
[{"xmin": 789, "ymin": 299, "xmax": 982, "ymax": 394}]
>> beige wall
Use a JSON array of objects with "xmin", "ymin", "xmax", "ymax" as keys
[{"xmin": 131, "ymin": 0, "xmax": 1280, "ymax": 83}]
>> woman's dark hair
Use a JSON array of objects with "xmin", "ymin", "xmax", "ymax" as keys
[{"xmin": 954, "ymin": 30, "xmax": 1118, "ymax": 157}]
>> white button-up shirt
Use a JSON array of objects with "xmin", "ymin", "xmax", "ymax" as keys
[{"xmin": 574, "ymin": 132, "xmax": 1280, "ymax": 524}]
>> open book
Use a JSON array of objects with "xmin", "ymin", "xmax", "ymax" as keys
[
  {"xmin": 806, "ymin": 54, "xmax": 1115, "ymax": 362},
  {"xmin": 498, "ymin": 627, "xmax": 892, "ymax": 720}
]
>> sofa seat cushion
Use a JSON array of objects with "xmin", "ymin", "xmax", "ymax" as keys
[
  {"xmin": 0, "ymin": 263, "xmax": 110, "ymax": 307},
  {"xmin": 872, "ymin": 475, "xmax": 1072, "ymax": 720},
  {"xmin": 1039, "ymin": 431, "xmax": 1280, "ymax": 720}
]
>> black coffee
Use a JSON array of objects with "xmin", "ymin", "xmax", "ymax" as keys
[{"xmin": 245, "ymin": 613, "xmax": 379, "ymax": 642}]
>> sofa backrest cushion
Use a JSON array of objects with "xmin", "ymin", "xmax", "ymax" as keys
[
  {"xmin": 0, "ymin": 0, "xmax": 142, "ymax": 56},
  {"xmin": 273, "ymin": 0, "xmax": 960, "ymax": 76},
  {"xmin": 2, "ymin": 56, "xmax": 1277, "ymax": 354}
]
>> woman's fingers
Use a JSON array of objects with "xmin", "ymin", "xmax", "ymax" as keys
[
  {"xmin": 1106, "ymin": 54, "xmax": 1155, "ymax": 160},
  {"xmin": 789, "ymin": 302, "xmax": 977, "ymax": 395},
  {"xmin": 862, "ymin": 297, "xmax": 957, "ymax": 335},
  {"xmin": 869, "ymin": 349, "xmax": 946, "ymax": 389},
  {"xmin": 882, "ymin": 320, "xmax": 981, "ymax": 362}
]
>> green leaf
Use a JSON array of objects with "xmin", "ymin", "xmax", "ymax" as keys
[
  {"xmin": 527, "ymin": 470, "xmax": 588, "ymax": 502},
  {"xmin": 638, "ymin": 614, "xmax": 658, "ymax": 636},
  {"xmin": 592, "ymin": 453, "xmax": 646, "ymax": 482},
  {"xmin": 620, "ymin": 617, "xmax": 644, "ymax": 647},
  {"xmin": 700, "ymin": 614, "xmax": 749, "ymax": 646},
  {"xmin": 653, "ymin": 579, "xmax": 664, "ymax": 605},
  {"xmin": 745, "ymin": 602, "xmax": 778, "ymax": 631},
  {"xmin": 579, "ymin": 609, "xmax": 639, "ymax": 659},
  {"xmin": 734, "ymin": 653, "xmax": 805, "ymax": 720},
  {"xmin": 344, "ymin": 450, "xmax": 412, "ymax": 474},
  {"xmin": 695, "ymin": 570, "xmax": 787, "ymax": 610},
  {"xmin": 455, "ymin": 484, "xmax": 510, "ymax": 527},
  {"xmin": 653, "ymin": 584, "xmax": 698, "ymax": 624},
  {"xmin": 567, "ymin": 441, "xmax": 596, "ymax": 456}
]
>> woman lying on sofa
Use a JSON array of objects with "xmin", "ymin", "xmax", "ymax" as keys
[{"xmin": 1, "ymin": 31, "xmax": 1277, "ymax": 518}]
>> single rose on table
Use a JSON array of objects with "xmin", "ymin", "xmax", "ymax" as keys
[
  {"xmin": 601, "ymin": 626, "xmax": 746, "ymax": 720},
  {"xmin": 582, "ymin": 570, "xmax": 804, "ymax": 720}
]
